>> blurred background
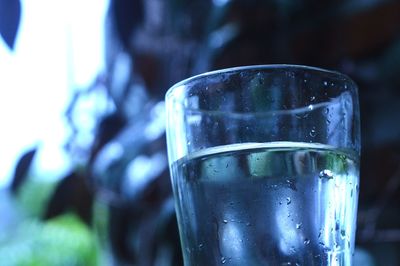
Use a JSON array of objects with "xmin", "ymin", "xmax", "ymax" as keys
[{"xmin": 1, "ymin": 0, "xmax": 400, "ymax": 265}]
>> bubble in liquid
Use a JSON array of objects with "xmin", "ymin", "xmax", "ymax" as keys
[
  {"xmin": 296, "ymin": 223, "xmax": 302, "ymax": 229},
  {"xmin": 223, "ymin": 219, "xmax": 228, "ymax": 224},
  {"xmin": 221, "ymin": 257, "xmax": 226, "ymax": 264},
  {"xmin": 304, "ymin": 238, "xmax": 311, "ymax": 245}
]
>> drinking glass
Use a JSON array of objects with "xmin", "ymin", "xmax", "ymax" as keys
[{"xmin": 165, "ymin": 65, "xmax": 360, "ymax": 265}]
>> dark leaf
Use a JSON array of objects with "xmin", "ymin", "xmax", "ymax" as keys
[
  {"xmin": 110, "ymin": 0, "xmax": 144, "ymax": 50},
  {"xmin": 11, "ymin": 147, "xmax": 37, "ymax": 195},
  {"xmin": 0, "ymin": 0, "xmax": 21, "ymax": 50},
  {"xmin": 44, "ymin": 171, "xmax": 94, "ymax": 226},
  {"xmin": 88, "ymin": 112, "xmax": 127, "ymax": 166}
]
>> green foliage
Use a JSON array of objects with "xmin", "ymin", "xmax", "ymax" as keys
[
  {"xmin": 16, "ymin": 178, "xmax": 56, "ymax": 218},
  {"xmin": 0, "ymin": 213, "xmax": 99, "ymax": 266}
]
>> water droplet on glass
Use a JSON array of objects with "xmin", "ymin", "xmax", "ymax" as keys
[
  {"xmin": 221, "ymin": 256, "xmax": 226, "ymax": 264},
  {"xmin": 286, "ymin": 179, "xmax": 297, "ymax": 191},
  {"xmin": 223, "ymin": 219, "xmax": 228, "ymax": 224},
  {"xmin": 296, "ymin": 223, "xmax": 302, "ymax": 229},
  {"xmin": 295, "ymin": 112, "xmax": 309, "ymax": 119},
  {"xmin": 319, "ymin": 169, "xmax": 334, "ymax": 179},
  {"xmin": 304, "ymin": 238, "xmax": 310, "ymax": 245},
  {"xmin": 309, "ymin": 128, "xmax": 316, "ymax": 138},
  {"xmin": 286, "ymin": 197, "xmax": 291, "ymax": 205}
]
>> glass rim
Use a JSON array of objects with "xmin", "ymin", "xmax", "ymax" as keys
[{"xmin": 165, "ymin": 64, "xmax": 353, "ymax": 100}]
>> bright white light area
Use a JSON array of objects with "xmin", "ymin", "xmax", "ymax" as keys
[{"xmin": 0, "ymin": 0, "xmax": 109, "ymax": 187}]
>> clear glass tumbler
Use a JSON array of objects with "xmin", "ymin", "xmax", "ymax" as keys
[{"xmin": 165, "ymin": 65, "xmax": 360, "ymax": 265}]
